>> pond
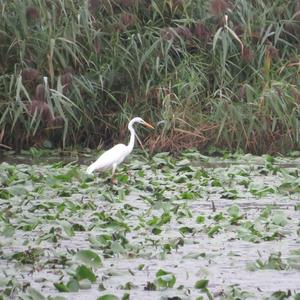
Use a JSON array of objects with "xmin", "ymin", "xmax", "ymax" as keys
[{"xmin": 0, "ymin": 151, "xmax": 300, "ymax": 300}]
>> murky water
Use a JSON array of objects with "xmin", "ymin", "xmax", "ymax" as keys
[{"xmin": 0, "ymin": 154, "xmax": 300, "ymax": 299}]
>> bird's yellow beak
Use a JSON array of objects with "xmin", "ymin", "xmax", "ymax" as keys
[{"xmin": 143, "ymin": 121, "xmax": 154, "ymax": 129}]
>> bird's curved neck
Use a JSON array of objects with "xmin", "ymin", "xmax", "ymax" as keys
[{"xmin": 127, "ymin": 122, "xmax": 135, "ymax": 152}]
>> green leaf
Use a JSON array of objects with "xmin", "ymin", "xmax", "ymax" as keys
[
  {"xmin": 75, "ymin": 250, "xmax": 102, "ymax": 268},
  {"xmin": 76, "ymin": 265, "xmax": 97, "ymax": 283},
  {"xmin": 97, "ymin": 295, "xmax": 119, "ymax": 300},
  {"xmin": 2, "ymin": 224, "xmax": 15, "ymax": 237},
  {"xmin": 272, "ymin": 212, "xmax": 288, "ymax": 227},
  {"xmin": 48, "ymin": 297, "xmax": 68, "ymax": 300},
  {"xmin": 53, "ymin": 282, "xmax": 69, "ymax": 292},
  {"xmin": 180, "ymin": 192, "xmax": 194, "ymax": 200},
  {"xmin": 60, "ymin": 220, "xmax": 75, "ymax": 237},
  {"xmin": 155, "ymin": 269, "xmax": 176, "ymax": 288},
  {"xmin": 66, "ymin": 278, "xmax": 80, "ymax": 292},
  {"xmin": 196, "ymin": 216, "xmax": 205, "ymax": 224},
  {"xmin": 294, "ymin": 293, "xmax": 300, "ymax": 300},
  {"xmin": 151, "ymin": 227, "xmax": 162, "ymax": 235},
  {"xmin": 0, "ymin": 188, "xmax": 11, "ymax": 199},
  {"xmin": 270, "ymin": 290, "xmax": 290, "ymax": 300},
  {"xmin": 207, "ymin": 225, "xmax": 221, "ymax": 237},
  {"xmin": 227, "ymin": 205, "xmax": 240, "ymax": 217},
  {"xmin": 195, "ymin": 279, "xmax": 209, "ymax": 289},
  {"xmin": 179, "ymin": 226, "xmax": 194, "ymax": 235},
  {"xmin": 27, "ymin": 287, "xmax": 46, "ymax": 300}
]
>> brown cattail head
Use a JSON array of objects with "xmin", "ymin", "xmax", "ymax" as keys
[
  {"xmin": 35, "ymin": 84, "xmax": 47, "ymax": 102},
  {"xmin": 28, "ymin": 100, "xmax": 52, "ymax": 121},
  {"xmin": 22, "ymin": 68, "xmax": 40, "ymax": 82},
  {"xmin": 120, "ymin": 12, "xmax": 136, "ymax": 28},
  {"xmin": 60, "ymin": 67, "xmax": 74, "ymax": 93},
  {"xmin": 241, "ymin": 47, "xmax": 254, "ymax": 63},
  {"xmin": 93, "ymin": 37, "xmax": 101, "ymax": 54},
  {"xmin": 161, "ymin": 27, "xmax": 176, "ymax": 41},
  {"xmin": 171, "ymin": 0, "xmax": 184, "ymax": 8},
  {"xmin": 251, "ymin": 31, "xmax": 260, "ymax": 44},
  {"xmin": 239, "ymin": 84, "xmax": 247, "ymax": 100},
  {"xmin": 47, "ymin": 116, "xmax": 64, "ymax": 128},
  {"xmin": 176, "ymin": 26, "xmax": 193, "ymax": 41},
  {"xmin": 118, "ymin": 0, "xmax": 136, "ymax": 7},
  {"xmin": 61, "ymin": 72, "xmax": 73, "ymax": 92},
  {"xmin": 193, "ymin": 23, "xmax": 210, "ymax": 42},
  {"xmin": 210, "ymin": 0, "xmax": 231, "ymax": 16},
  {"xmin": 26, "ymin": 6, "xmax": 40, "ymax": 21},
  {"xmin": 45, "ymin": 0, "xmax": 62, "ymax": 20},
  {"xmin": 295, "ymin": 0, "xmax": 300, "ymax": 21},
  {"xmin": 267, "ymin": 44, "xmax": 279, "ymax": 60},
  {"xmin": 89, "ymin": 0, "xmax": 101, "ymax": 15},
  {"xmin": 292, "ymin": 87, "xmax": 300, "ymax": 104},
  {"xmin": 234, "ymin": 25, "xmax": 244, "ymax": 37}
]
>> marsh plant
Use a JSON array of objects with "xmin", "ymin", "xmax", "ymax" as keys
[
  {"xmin": 1, "ymin": 152, "xmax": 300, "ymax": 299},
  {"xmin": 0, "ymin": 0, "xmax": 300, "ymax": 153}
]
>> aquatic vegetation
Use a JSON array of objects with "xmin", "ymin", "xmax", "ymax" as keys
[
  {"xmin": 1, "ymin": 1, "xmax": 300, "ymax": 153},
  {"xmin": 0, "ymin": 151, "xmax": 300, "ymax": 299}
]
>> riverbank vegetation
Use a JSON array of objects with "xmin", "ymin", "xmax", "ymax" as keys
[{"xmin": 1, "ymin": 0, "xmax": 300, "ymax": 153}]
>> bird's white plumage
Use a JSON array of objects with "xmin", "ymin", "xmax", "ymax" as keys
[
  {"xmin": 86, "ymin": 144, "xmax": 128, "ymax": 174},
  {"xmin": 86, "ymin": 117, "xmax": 153, "ymax": 176}
]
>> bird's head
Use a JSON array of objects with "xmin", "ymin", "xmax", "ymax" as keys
[{"xmin": 130, "ymin": 117, "xmax": 154, "ymax": 129}]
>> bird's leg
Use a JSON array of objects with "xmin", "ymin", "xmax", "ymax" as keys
[{"xmin": 111, "ymin": 163, "xmax": 118, "ymax": 184}]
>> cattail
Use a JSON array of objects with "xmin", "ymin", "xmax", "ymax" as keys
[
  {"xmin": 295, "ymin": 0, "xmax": 300, "ymax": 21},
  {"xmin": 176, "ymin": 26, "xmax": 193, "ymax": 41},
  {"xmin": 210, "ymin": 0, "xmax": 231, "ymax": 16},
  {"xmin": 47, "ymin": 116, "xmax": 64, "ymax": 128},
  {"xmin": 22, "ymin": 68, "xmax": 39, "ymax": 82},
  {"xmin": 171, "ymin": 0, "xmax": 184, "ymax": 8},
  {"xmin": 61, "ymin": 72, "xmax": 73, "ymax": 91},
  {"xmin": 161, "ymin": 27, "xmax": 176, "ymax": 41},
  {"xmin": 239, "ymin": 84, "xmax": 246, "ymax": 99},
  {"xmin": 60, "ymin": 67, "xmax": 74, "ymax": 93},
  {"xmin": 292, "ymin": 87, "xmax": 300, "ymax": 103},
  {"xmin": 241, "ymin": 47, "xmax": 254, "ymax": 63},
  {"xmin": 251, "ymin": 31, "xmax": 260, "ymax": 44},
  {"xmin": 63, "ymin": 67, "xmax": 74, "ymax": 74},
  {"xmin": 89, "ymin": 0, "xmax": 100, "ymax": 15},
  {"xmin": 26, "ymin": 6, "xmax": 39, "ymax": 21},
  {"xmin": 234, "ymin": 25, "xmax": 244, "ymax": 37},
  {"xmin": 28, "ymin": 100, "xmax": 52, "ymax": 121},
  {"xmin": 35, "ymin": 84, "xmax": 47, "ymax": 102},
  {"xmin": 120, "ymin": 12, "xmax": 136, "ymax": 28},
  {"xmin": 193, "ymin": 23, "xmax": 210, "ymax": 42},
  {"xmin": 118, "ymin": 0, "xmax": 135, "ymax": 7},
  {"xmin": 267, "ymin": 44, "xmax": 279, "ymax": 60},
  {"xmin": 93, "ymin": 37, "xmax": 101, "ymax": 54},
  {"xmin": 45, "ymin": 0, "xmax": 62, "ymax": 19}
]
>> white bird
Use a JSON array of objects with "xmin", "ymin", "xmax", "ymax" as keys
[{"xmin": 86, "ymin": 117, "xmax": 154, "ymax": 176}]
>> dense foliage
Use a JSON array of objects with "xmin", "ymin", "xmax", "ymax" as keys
[
  {"xmin": 0, "ymin": 0, "xmax": 300, "ymax": 153},
  {"xmin": 1, "ymin": 151, "xmax": 300, "ymax": 299}
]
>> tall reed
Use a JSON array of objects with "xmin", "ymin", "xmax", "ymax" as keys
[{"xmin": 0, "ymin": 0, "xmax": 299, "ymax": 153}]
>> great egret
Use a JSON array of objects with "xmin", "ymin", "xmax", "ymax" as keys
[{"xmin": 86, "ymin": 117, "xmax": 154, "ymax": 175}]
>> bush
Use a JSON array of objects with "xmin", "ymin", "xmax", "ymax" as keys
[{"xmin": 0, "ymin": 0, "xmax": 300, "ymax": 153}]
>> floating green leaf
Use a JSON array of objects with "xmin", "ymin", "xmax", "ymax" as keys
[
  {"xmin": 75, "ymin": 265, "xmax": 97, "ymax": 283},
  {"xmin": 155, "ymin": 269, "xmax": 176, "ymax": 288},
  {"xmin": 97, "ymin": 295, "xmax": 119, "ymax": 300},
  {"xmin": 75, "ymin": 250, "xmax": 102, "ymax": 268}
]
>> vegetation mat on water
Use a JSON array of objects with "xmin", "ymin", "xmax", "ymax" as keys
[
  {"xmin": 1, "ymin": 1, "xmax": 300, "ymax": 153},
  {"xmin": 0, "ymin": 150, "xmax": 300, "ymax": 299}
]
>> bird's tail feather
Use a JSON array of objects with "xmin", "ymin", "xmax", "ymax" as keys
[{"xmin": 86, "ymin": 163, "xmax": 95, "ymax": 174}]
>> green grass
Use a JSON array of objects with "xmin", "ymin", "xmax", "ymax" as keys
[{"xmin": 0, "ymin": 0, "xmax": 300, "ymax": 153}]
